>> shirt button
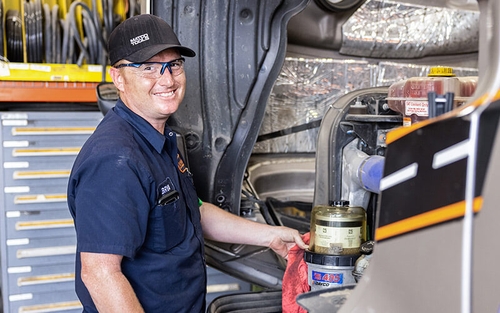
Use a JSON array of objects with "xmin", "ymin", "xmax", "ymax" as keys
[{"xmin": 168, "ymin": 132, "xmax": 174, "ymax": 137}]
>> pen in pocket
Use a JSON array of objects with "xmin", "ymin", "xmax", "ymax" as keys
[{"xmin": 158, "ymin": 190, "xmax": 179, "ymax": 205}]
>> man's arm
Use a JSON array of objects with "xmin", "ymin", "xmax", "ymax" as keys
[
  {"xmin": 80, "ymin": 252, "xmax": 144, "ymax": 313},
  {"xmin": 199, "ymin": 201, "xmax": 308, "ymax": 259}
]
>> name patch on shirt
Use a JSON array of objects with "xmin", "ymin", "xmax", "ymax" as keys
[{"xmin": 157, "ymin": 177, "xmax": 179, "ymax": 205}]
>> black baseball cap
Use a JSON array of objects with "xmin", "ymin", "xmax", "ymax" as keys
[{"xmin": 108, "ymin": 14, "xmax": 196, "ymax": 65}]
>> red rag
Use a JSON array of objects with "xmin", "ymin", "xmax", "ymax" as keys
[{"xmin": 282, "ymin": 232, "xmax": 310, "ymax": 313}]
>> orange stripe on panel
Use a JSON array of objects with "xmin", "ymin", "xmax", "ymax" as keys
[{"xmin": 375, "ymin": 197, "xmax": 483, "ymax": 241}]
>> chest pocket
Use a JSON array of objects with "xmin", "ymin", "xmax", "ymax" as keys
[{"xmin": 144, "ymin": 197, "xmax": 187, "ymax": 253}]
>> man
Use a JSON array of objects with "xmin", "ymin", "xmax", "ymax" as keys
[{"xmin": 67, "ymin": 14, "xmax": 308, "ymax": 313}]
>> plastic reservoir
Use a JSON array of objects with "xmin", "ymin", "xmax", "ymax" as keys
[
  {"xmin": 387, "ymin": 67, "xmax": 477, "ymax": 127},
  {"xmin": 309, "ymin": 201, "xmax": 366, "ymax": 255}
]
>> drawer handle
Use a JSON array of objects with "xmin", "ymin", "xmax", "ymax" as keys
[
  {"xmin": 13, "ymin": 170, "xmax": 71, "ymax": 180},
  {"xmin": 19, "ymin": 300, "xmax": 82, "ymax": 313},
  {"xmin": 18, "ymin": 273, "xmax": 75, "ymax": 286},
  {"xmin": 16, "ymin": 245, "xmax": 76, "ymax": 259},
  {"xmin": 12, "ymin": 126, "xmax": 96, "ymax": 135},
  {"xmin": 14, "ymin": 194, "xmax": 67, "ymax": 204},
  {"xmin": 16, "ymin": 219, "xmax": 74, "ymax": 230},
  {"xmin": 12, "ymin": 147, "xmax": 81, "ymax": 157}
]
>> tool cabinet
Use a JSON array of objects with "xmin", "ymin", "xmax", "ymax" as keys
[{"xmin": 0, "ymin": 111, "xmax": 103, "ymax": 313}]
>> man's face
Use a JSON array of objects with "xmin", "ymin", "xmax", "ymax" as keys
[{"xmin": 110, "ymin": 49, "xmax": 186, "ymax": 128}]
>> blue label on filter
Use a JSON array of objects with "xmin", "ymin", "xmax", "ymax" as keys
[{"xmin": 312, "ymin": 270, "xmax": 344, "ymax": 284}]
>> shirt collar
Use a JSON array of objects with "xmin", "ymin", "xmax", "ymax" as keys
[{"xmin": 113, "ymin": 99, "xmax": 173, "ymax": 154}]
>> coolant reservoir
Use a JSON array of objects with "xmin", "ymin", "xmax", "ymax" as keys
[
  {"xmin": 387, "ymin": 66, "xmax": 477, "ymax": 127},
  {"xmin": 309, "ymin": 200, "xmax": 366, "ymax": 255}
]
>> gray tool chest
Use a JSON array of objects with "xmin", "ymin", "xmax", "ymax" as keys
[
  {"xmin": 0, "ymin": 111, "xmax": 103, "ymax": 313},
  {"xmin": 0, "ymin": 111, "xmax": 252, "ymax": 312}
]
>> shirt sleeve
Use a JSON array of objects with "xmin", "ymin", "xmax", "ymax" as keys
[{"xmin": 69, "ymin": 147, "xmax": 153, "ymax": 259}]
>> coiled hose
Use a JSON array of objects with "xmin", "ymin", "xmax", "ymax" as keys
[
  {"xmin": 5, "ymin": 9, "xmax": 23, "ymax": 62},
  {"xmin": 62, "ymin": 1, "xmax": 107, "ymax": 66},
  {"xmin": 4, "ymin": 0, "xmax": 139, "ymax": 81}
]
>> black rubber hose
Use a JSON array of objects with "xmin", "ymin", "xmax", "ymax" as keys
[
  {"xmin": 30, "ymin": 2, "xmax": 36, "ymax": 62},
  {"xmin": 0, "ymin": 3, "xmax": 3, "ymax": 58},
  {"xmin": 32, "ymin": 0, "xmax": 37, "ymax": 62},
  {"xmin": 31, "ymin": 0, "xmax": 38, "ymax": 62},
  {"xmin": 81, "ymin": 9, "xmax": 97, "ymax": 65},
  {"xmin": 61, "ymin": 16, "xmax": 69, "ymax": 63},
  {"xmin": 43, "ymin": 3, "xmax": 51, "ymax": 63},
  {"xmin": 102, "ymin": 0, "xmax": 115, "ymax": 77},
  {"xmin": 6, "ymin": 10, "xmax": 23, "ymax": 62},
  {"xmin": 24, "ymin": 2, "xmax": 31, "ymax": 62},
  {"xmin": 28, "ymin": 1, "xmax": 36, "ymax": 62},
  {"xmin": 129, "ymin": 0, "xmax": 139, "ymax": 18},
  {"xmin": 102, "ymin": 0, "xmax": 113, "ymax": 39},
  {"xmin": 23, "ymin": 2, "xmax": 28, "ymax": 62},
  {"xmin": 64, "ymin": 1, "xmax": 107, "ymax": 65},
  {"xmin": 0, "ymin": 2, "xmax": 4, "ymax": 58},
  {"xmin": 68, "ymin": 22, "xmax": 75, "ymax": 63},
  {"xmin": 35, "ymin": 0, "xmax": 43, "ymax": 63},
  {"xmin": 7, "ymin": 10, "xmax": 22, "ymax": 62},
  {"xmin": 91, "ymin": 0, "xmax": 100, "ymax": 37},
  {"xmin": 68, "ymin": 1, "xmax": 88, "ymax": 63},
  {"xmin": 51, "ymin": 5, "xmax": 60, "ymax": 63},
  {"xmin": 76, "ymin": 36, "xmax": 87, "ymax": 66}
]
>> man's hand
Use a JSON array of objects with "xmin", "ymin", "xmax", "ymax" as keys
[{"xmin": 268, "ymin": 226, "xmax": 309, "ymax": 259}]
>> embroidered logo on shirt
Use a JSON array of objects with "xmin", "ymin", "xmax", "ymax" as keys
[{"xmin": 177, "ymin": 154, "xmax": 188, "ymax": 174}]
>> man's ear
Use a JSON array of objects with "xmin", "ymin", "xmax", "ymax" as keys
[{"xmin": 109, "ymin": 67, "xmax": 125, "ymax": 92}]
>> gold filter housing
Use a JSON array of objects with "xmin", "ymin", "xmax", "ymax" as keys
[{"xmin": 309, "ymin": 200, "xmax": 366, "ymax": 255}]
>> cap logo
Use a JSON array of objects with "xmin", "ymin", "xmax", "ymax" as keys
[{"xmin": 130, "ymin": 33, "xmax": 150, "ymax": 46}]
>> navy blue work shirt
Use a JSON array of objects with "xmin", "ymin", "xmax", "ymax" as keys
[{"xmin": 67, "ymin": 99, "xmax": 206, "ymax": 312}]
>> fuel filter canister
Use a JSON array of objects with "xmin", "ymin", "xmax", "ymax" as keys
[
  {"xmin": 305, "ymin": 200, "xmax": 365, "ymax": 291},
  {"xmin": 309, "ymin": 200, "xmax": 366, "ymax": 255}
]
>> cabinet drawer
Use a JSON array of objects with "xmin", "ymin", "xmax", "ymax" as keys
[
  {"xmin": 7, "ymin": 262, "xmax": 75, "ymax": 295},
  {"xmin": 5, "ymin": 209, "xmax": 74, "ymax": 239},
  {"xmin": 6, "ymin": 236, "xmax": 76, "ymax": 267},
  {"xmin": 3, "ymin": 193, "xmax": 68, "ymax": 211},
  {"xmin": 8, "ymin": 289, "xmax": 81, "ymax": 313}
]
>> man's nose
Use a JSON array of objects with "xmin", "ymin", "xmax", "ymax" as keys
[
  {"xmin": 160, "ymin": 64, "xmax": 173, "ymax": 75},
  {"xmin": 157, "ymin": 68, "xmax": 175, "ymax": 84}
]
